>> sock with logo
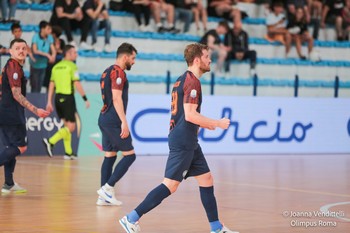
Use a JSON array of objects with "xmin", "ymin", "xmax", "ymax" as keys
[
  {"xmin": 4, "ymin": 158, "xmax": 16, "ymax": 186},
  {"xmin": 107, "ymin": 154, "xmax": 135, "ymax": 186},
  {"xmin": 199, "ymin": 186, "xmax": 222, "ymax": 232},
  {"xmin": 130, "ymin": 183, "xmax": 171, "ymax": 223},
  {"xmin": 101, "ymin": 155, "xmax": 117, "ymax": 186},
  {"xmin": 0, "ymin": 146, "xmax": 20, "ymax": 166}
]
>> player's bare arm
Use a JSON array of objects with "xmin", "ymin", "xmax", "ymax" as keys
[
  {"xmin": 112, "ymin": 89, "xmax": 129, "ymax": 138},
  {"xmin": 184, "ymin": 103, "xmax": 230, "ymax": 130},
  {"xmin": 11, "ymin": 86, "xmax": 50, "ymax": 118}
]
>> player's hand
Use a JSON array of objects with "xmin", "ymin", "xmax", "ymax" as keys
[
  {"xmin": 36, "ymin": 108, "xmax": 50, "ymax": 118},
  {"xmin": 120, "ymin": 122, "xmax": 130, "ymax": 139},
  {"xmin": 46, "ymin": 103, "xmax": 53, "ymax": 113},
  {"xmin": 217, "ymin": 118, "xmax": 230, "ymax": 130},
  {"xmin": 85, "ymin": 100, "xmax": 90, "ymax": 109}
]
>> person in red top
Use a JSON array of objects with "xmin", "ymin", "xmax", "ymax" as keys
[
  {"xmin": 96, "ymin": 43, "xmax": 138, "ymax": 206},
  {"xmin": 0, "ymin": 38, "xmax": 50, "ymax": 194},
  {"xmin": 119, "ymin": 43, "xmax": 237, "ymax": 233}
]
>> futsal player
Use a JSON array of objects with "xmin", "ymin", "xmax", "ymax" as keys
[
  {"xmin": 43, "ymin": 45, "xmax": 90, "ymax": 160},
  {"xmin": 0, "ymin": 39, "xmax": 50, "ymax": 193},
  {"xmin": 119, "ymin": 43, "xmax": 239, "ymax": 233},
  {"xmin": 96, "ymin": 43, "xmax": 138, "ymax": 206}
]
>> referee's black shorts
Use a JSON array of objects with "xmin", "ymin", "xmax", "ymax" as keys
[{"xmin": 55, "ymin": 94, "xmax": 77, "ymax": 122}]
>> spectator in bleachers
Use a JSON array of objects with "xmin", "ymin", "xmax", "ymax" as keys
[
  {"xmin": 29, "ymin": 21, "xmax": 56, "ymax": 93},
  {"xmin": 50, "ymin": 0, "xmax": 92, "ymax": 50},
  {"xmin": 207, "ymin": 0, "xmax": 244, "ymax": 28},
  {"xmin": 82, "ymin": 0, "xmax": 113, "ymax": 52},
  {"xmin": 307, "ymin": 0, "xmax": 323, "ymax": 39},
  {"xmin": 0, "ymin": 0, "xmax": 19, "ymax": 23},
  {"xmin": 188, "ymin": 0, "xmax": 208, "ymax": 35},
  {"xmin": 265, "ymin": 1, "xmax": 292, "ymax": 58},
  {"xmin": 342, "ymin": 0, "xmax": 350, "ymax": 39},
  {"xmin": 0, "ymin": 44, "xmax": 7, "ymax": 54},
  {"xmin": 131, "ymin": 0, "xmax": 153, "ymax": 32},
  {"xmin": 224, "ymin": 22, "xmax": 257, "ymax": 76},
  {"xmin": 321, "ymin": 0, "xmax": 346, "ymax": 41},
  {"xmin": 11, "ymin": 22, "xmax": 35, "ymax": 61},
  {"xmin": 199, "ymin": 20, "xmax": 230, "ymax": 74},
  {"xmin": 287, "ymin": 7, "xmax": 314, "ymax": 59},
  {"xmin": 43, "ymin": 25, "xmax": 66, "ymax": 91},
  {"xmin": 166, "ymin": 0, "xmax": 193, "ymax": 33},
  {"xmin": 149, "ymin": 0, "xmax": 180, "ymax": 33}
]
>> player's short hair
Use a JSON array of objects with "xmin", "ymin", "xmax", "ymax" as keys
[
  {"xmin": 10, "ymin": 38, "xmax": 27, "ymax": 48},
  {"xmin": 184, "ymin": 43, "xmax": 209, "ymax": 66},
  {"xmin": 116, "ymin": 42, "xmax": 137, "ymax": 58},
  {"xmin": 11, "ymin": 22, "xmax": 21, "ymax": 32},
  {"xmin": 63, "ymin": 44, "xmax": 75, "ymax": 56}
]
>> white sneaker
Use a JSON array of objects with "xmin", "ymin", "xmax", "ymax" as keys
[
  {"xmin": 139, "ymin": 24, "xmax": 146, "ymax": 32},
  {"xmin": 1, "ymin": 183, "xmax": 27, "ymax": 194},
  {"xmin": 119, "ymin": 216, "xmax": 141, "ymax": 233},
  {"xmin": 80, "ymin": 41, "xmax": 93, "ymax": 51},
  {"xmin": 93, "ymin": 44, "xmax": 102, "ymax": 52},
  {"xmin": 210, "ymin": 225, "xmax": 239, "ymax": 233},
  {"xmin": 103, "ymin": 44, "xmax": 114, "ymax": 53},
  {"xmin": 96, "ymin": 196, "xmax": 117, "ymax": 206},
  {"xmin": 144, "ymin": 24, "xmax": 153, "ymax": 32},
  {"xmin": 97, "ymin": 184, "xmax": 122, "ymax": 205}
]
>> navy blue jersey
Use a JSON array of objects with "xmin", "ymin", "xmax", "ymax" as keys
[
  {"xmin": 0, "ymin": 58, "xmax": 26, "ymax": 125},
  {"xmin": 99, "ymin": 64, "xmax": 128, "ymax": 126},
  {"xmin": 168, "ymin": 71, "xmax": 202, "ymax": 149}
]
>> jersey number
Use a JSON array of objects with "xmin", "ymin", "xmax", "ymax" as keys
[{"xmin": 171, "ymin": 91, "xmax": 178, "ymax": 116}]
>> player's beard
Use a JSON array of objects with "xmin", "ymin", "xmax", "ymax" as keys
[
  {"xmin": 125, "ymin": 61, "xmax": 132, "ymax": 71},
  {"xmin": 199, "ymin": 60, "xmax": 210, "ymax": 73}
]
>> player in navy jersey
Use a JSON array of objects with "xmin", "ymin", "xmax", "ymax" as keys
[
  {"xmin": 119, "ymin": 43, "xmax": 238, "ymax": 233},
  {"xmin": 96, "ymin": 43, "xmax": 138, "ymax": 206},
  {"xmin": 0, "ymin": 39, "xmax": 50, "ymax": 194}
]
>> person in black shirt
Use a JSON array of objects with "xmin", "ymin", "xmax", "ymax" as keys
[
  {"xmin": 321, "ymin": 0, "xmax": 346, "ymax": 41},
  {"xmin": 50, "ymin": 0, "xmax": 92, "ymax": 50},
  {"xmin": 199, "ymin": 21, "xmax": 229, "ymax": 74},
  {"xmin": 287, "ymin": 7, "xmax": 314, "ymax": 59},
  {"xmin": 224, "ymin": 22, "xmax": 257, "ymax": 75}
]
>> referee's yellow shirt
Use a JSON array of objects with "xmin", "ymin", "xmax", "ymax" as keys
[{"xmin": 50, "ymin": 60, "xmax": 80, "ymax": 95}]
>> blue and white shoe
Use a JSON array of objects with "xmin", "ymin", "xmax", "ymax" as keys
[
  {"xmin": 211, "ymin": 226, "xmax": 239, "ymax": 233},
  {"xmin": 96, "ymin": 196, "xmax": 117, "ymax": 206},
  {"xmin": 119, "ymin": 216, "xmax": 141, "ymax": 233},
  {"xmin": 97, "ymin": 184, "xmax": 122, "ymax": 205}
]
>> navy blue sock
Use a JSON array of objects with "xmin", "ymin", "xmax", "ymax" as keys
[
  {"xmin": 107, "ymin": 154, "xmax": 136, "ymax": 187},
  {"xmin": 0, "ymin": 146, "xmax": 20, "ymax": 166},
  {"xmin": 200, "ymin": 186, "xmax": 220, "ymax": 227},
  {"xmin": 4, "ymin": 158, "xmax": 16, "ymax": 186},
  {"xmin": 101, "ymin": 156, "xmax": 117, "ymax": 186},
  {"xmin": 134, "ymin": 183, "xmax": 171, "ymax": 219}
]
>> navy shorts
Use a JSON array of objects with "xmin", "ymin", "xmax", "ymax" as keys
[
  {"xmin": 0, "ymin": 124, "xmax": 27, "ymax": 147},
  {"xmin": 165, "ymin": 144, "xmax": 210, "ymax": 182},
  {"xmin": 99, "ymin": 124, "xmax": 134, "ymax": 152}
]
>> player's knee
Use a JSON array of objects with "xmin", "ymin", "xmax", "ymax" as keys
[{"xmin": 163, "ymin": 179, "xmax": 180, "ymax": 194}]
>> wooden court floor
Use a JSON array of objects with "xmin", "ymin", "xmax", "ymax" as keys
[{"xmin": 0, "ymin": 154, "xmax": 349, "ymax": 233}]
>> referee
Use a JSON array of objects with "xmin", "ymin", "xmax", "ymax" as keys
[{"xmin": 43, "ymin": 45, "xmax": 90, "ymax": 159}]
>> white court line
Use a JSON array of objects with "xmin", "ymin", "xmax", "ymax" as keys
[
  {"xmin": 18, "ymin": 159, "xmax": 350, "ymax": 198},
  {"xmin": 320, "ymin": 202, "xmax": 350, "ymax": 222}
]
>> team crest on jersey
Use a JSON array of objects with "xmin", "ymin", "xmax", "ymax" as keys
[
  {"xmin": 116, "ymin": 77, "xmax": 122, "ymax": 85},
  {"xmin": 13, "ymin": 73, "xmax": 18, "ymax": 80},
  {"xmin": 190, "ymin": 89, "xmax": 197, "ymax": 98}
]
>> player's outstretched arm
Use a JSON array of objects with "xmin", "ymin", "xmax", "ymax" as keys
[
  {"xmin": 184, "ymin": 103, "xmax": 230, "ymax": 130},
  {"xmin": 11, "ymin": 87, "xmax": 50, "ymax": 118}
]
